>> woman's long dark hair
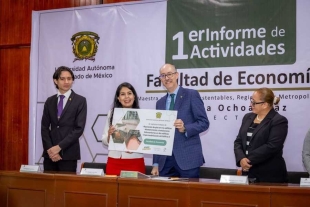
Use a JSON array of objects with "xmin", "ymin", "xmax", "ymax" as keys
[{"xmin": 109, "ymin": 82, "xmax": 140, "ymax": 125}]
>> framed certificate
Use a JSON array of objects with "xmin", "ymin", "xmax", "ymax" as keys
[{"xmin": 108, "ymin": 108, "xmax": 177, "ymax": 155}]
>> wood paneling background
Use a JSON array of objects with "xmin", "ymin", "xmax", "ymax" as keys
[{"xmin": 0, "ymin": 0, "xmax": 137, "ymax": 170}]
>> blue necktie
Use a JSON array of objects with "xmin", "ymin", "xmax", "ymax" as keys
[
  {"xmin": 169, "ymin": 94, "xmax": 175, "ymax": 110},
  {"xmin": 57, "ymin": 95, "xmax": 65, "ymax": 119}
]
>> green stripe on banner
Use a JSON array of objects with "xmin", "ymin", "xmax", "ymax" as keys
[{"xmin": 166, "ymin": 0, "xmax": 296, "ymax": 69}]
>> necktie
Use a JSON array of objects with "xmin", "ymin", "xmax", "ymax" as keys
[
  {"xmin": 169, "ymin": 94, "xmax": 175, "ymax": 110},
  {"xmin": 57, "ymin": 95, "xmax": 65, "ymax": 119}
]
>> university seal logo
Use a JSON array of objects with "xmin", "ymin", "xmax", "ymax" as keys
[
  {"xmin": 156, "ymin": 112, "xmax": 162, "ymax": 119},
  {"xmin": 71, "ymin": 31, "xmax": 100, "ymax": 62}
]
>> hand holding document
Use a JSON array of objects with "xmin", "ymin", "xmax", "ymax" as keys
[{"xmin": 108, "ymin": 108, "xmax": 177, "ymax": 155}]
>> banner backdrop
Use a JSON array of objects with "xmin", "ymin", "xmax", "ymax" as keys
[{"xmin": 30, "ymin": 0, "xmax": 310, "ymax": 172}]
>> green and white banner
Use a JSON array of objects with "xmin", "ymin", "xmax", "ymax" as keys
[
  {"xmin": 166, "ymin": 0, "xmax": 296, "ymax": 68},
  {"xmin": 30, "ymin": 0, "xmax": 310, "ymax": 172}
]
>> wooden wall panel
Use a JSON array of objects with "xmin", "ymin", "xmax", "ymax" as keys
[
  {"xmin": 0, "ymin": 0, "xmax": 103, "ymax": 46},
  {"xmin": 0, "ymin": 48, "xmax": 30, "ymax": 170},
  {"xmin": 0, "ymin": 0, "xmax": 138, "ymax": 170}
]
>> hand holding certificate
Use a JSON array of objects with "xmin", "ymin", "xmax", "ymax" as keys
[{"xmin": 108, "ymin": 108, "xmax": 177, "ymax": 156}]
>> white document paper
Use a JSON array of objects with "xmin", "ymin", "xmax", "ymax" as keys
[
  {"xmin": 220, "ymin": 175, "xmax": 249, "ymax": 185},
  {"xmin": 20, "ymin": 165, "xmax": 40, "ymax": 173},
  {"xmin": 151, "ymin": 176, "xmax": 189, "ymax": 181},
  {"xmin": 80, "ymin": 168, "xmax": 104, "ymax": 176},
  {"xmin": 109, "ymin": 108, "xmax": 177, "ymax": 155},
  {"xmin": 300, "ymin": 177, "xmax": 310, "ymax": 187}
]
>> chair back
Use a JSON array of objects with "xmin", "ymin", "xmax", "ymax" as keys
[
  {"xmin": 199, "ymin": 167, "xmax": 237, "ymax": 179},
  {"xmin": 81, "ymin": 162, "xmax": 106, "ymax": 171},
  {"xmin": 287, "ymin": 171, "xmax": 309, "ymax": 184}
]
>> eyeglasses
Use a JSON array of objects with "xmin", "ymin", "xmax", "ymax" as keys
[
  {"xmin": 250, "ymin": 98, "xmax": 265, "ymax": 106},
  {"xmin": 159, "ymin": 72, "xmax": 177, "ymax": 79}
]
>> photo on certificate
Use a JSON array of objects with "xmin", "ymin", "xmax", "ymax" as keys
[
  {"xmin": 126, "ymin": 130, "xmax": 142, "ymax": 150},
  {"xmin": 111, "ymin": 123, "xmax": 127, "ymax": 144},
  {"xmin": 112, "ymin": 111, "xmax": 140, "ymax": 144},
  {"xmin": 109, "ymin": 108, "xmax": 177, "ymax": 156}
]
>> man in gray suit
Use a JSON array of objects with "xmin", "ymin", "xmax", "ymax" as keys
[
  {"xmin": 151, "ymin": 64, "xmax": 209, "ymax": 178},
  {"xmin": 41, "ymin": 66, "xmax": 87, "ymax": 172}
]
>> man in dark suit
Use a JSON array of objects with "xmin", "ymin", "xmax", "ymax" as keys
[
  {"xmin": 151, "ymin": 64, "xmax": 209, "ymax": 178},
  {"xmin": 41, "ymin": 66, "xmax": 87, "ymax": 172}
]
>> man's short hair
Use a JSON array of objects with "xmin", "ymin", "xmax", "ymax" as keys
[{"xmin": 53, "ymin": 66, "xmax": 75, "ymax": 89}]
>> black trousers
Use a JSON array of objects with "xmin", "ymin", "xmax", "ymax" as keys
[{"xmin": 43, "ymin": 158, "xmax": 77, "ymax": 172}]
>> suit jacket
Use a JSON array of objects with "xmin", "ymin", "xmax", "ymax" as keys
[
  {"xmin": 234, "ymin": 108, "xmax": 288, "ymax": 183},
  {"xmin": 153, "ymin": 86, "xmax": 209, "ymax": 171},
  {"xmin": 302, "ymin": 128, "xmax": 310, "ymax": 174},
  {"xmin": 41, "ymin": 90, "xmax": 87, "ymax": 160}
]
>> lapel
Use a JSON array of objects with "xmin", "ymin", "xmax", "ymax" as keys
[
  {"xmin": 242, "ymin": 113, "xmax": 256, "ymax": 149},
  {"xmin": 51, "ymin": 95, "xmax": 59, "ymax": 121},
  {"xmin": 174, "ymin": 86, "xmax": 185, "ymax": 111},
  {"xmin": 58, "ymin": 90, "xmax": 75, "ymax": 121},
  {"xmin": 250, "ymin": 108, "xmax": 277, "ymax": 141},
  {"xmin": 159, "ymin": 94, "xmax": 168, "ymax": 110}
]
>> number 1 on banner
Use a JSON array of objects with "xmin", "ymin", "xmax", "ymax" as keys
[{"xmin": 172, "ymin": 32, "xmax": 189, "ymax": 60}]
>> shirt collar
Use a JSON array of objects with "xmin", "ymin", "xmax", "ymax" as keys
[
  {"xmin": 168, "ymin": 86, "xmax": 180, "ymax": 96},
  {"xmin": 57, "ymin": 89, "xmax": 72, "ymax": 99}
]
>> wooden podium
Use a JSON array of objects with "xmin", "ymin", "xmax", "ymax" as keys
[
  {"xmin": 1, "ymin": 171, "xmax": 310, "ymax": 207},
  {"xmin": 118, "ymin": 177, "xmax": 189, "ymax": 207},
  {"xmin": 0, "ymin": 171, "xmax": 117, "ymax": 207}
]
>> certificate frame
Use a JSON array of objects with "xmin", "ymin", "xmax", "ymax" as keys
[{"xmin": 108, "ymin": 108, "xmax": 177, "ymax": 156}]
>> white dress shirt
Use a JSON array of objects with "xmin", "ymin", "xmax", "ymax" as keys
[{"xmin": 57, "ymin": 90, "xmax": 72, "ymax": 108}]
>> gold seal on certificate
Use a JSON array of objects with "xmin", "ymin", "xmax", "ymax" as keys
[{"xmin": 108, "ymin": 108, "xmax": 177, "ymax": 156}]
